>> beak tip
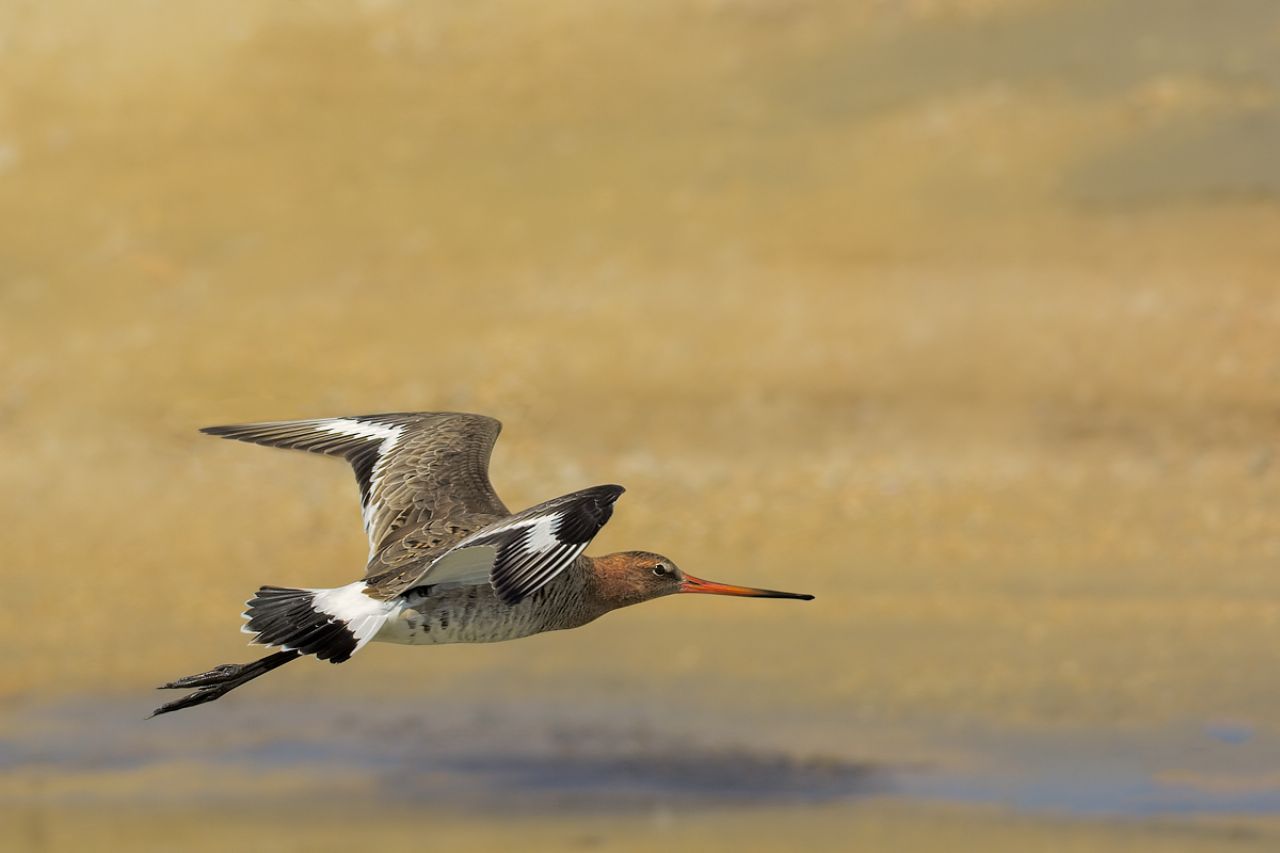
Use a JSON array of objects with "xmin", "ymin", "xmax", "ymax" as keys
[{"xmin": 680, "ymin": 575, "xmax": 816, "ymax": 601}]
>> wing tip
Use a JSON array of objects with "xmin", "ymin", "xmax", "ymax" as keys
[
  {"xmin": 595, "ymin": 484, "xmax": 626, "ymax": 501},
  {"xmin": 199, "ymin": 413, "xmax": 501, "ymax": 436}
]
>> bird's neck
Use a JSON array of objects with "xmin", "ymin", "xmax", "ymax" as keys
[{"xmin": 582, "ymin": 554, "xmax": 650, "ymax": 613}]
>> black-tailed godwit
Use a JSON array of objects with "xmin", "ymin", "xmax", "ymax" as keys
[{"xmin": 152, "ymin": 412, "xmax": 812, "ymax": 717}]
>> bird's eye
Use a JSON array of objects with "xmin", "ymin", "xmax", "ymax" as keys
[{"xmin": 651, "ymin": 565, "xmax": 669, "ymax": 577}]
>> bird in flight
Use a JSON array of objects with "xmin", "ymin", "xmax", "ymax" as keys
[{"xmin": 153, "ymin": 412, "xmax": 813, "ymax": 717}]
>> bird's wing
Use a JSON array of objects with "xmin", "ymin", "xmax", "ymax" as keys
[
  {"xmin": 201, "ymin": 412, "xmax": 508, "ymax": 557},
  {"xmin": 383, "ymin": 484, "xmax": 625, "ymax": 605}
]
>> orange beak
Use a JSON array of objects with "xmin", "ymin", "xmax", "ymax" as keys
[{"xmin": 679, "ymin": 573, "xmax": 814, "ymax": 601}]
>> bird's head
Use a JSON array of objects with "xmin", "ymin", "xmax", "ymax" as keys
[{"xmin": 589, "ymin": 550, "xmax": 814, "ymax": 610}]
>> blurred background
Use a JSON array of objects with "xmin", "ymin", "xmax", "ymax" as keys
[{"xmin": 3, "ymin": 0, "xmax": 1280, "ymax": 849}]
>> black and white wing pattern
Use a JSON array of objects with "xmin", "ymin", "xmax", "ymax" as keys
[
  {"xmin": 200, "ymin": 412, "xmax": 508, "ymax": 557},
  {"xmin": 403, "ymin": 484, "xmax": 625, "ymax": 606}
]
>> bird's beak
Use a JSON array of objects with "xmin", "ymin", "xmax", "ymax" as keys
[{"xmin": 679, "ymin": 573, "xmax": 814, "ymax": 601}]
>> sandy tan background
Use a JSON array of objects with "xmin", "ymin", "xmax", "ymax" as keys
[{"xmin": 3, "ymin": 1, "xmax": 1280, "ymax": 850}]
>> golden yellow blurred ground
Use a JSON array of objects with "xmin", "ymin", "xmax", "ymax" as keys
[
  {"xmin": 6, "ymin": 801, "xmax": 1280, "ymax": 853},
  {"xmin": 3, "ymin": 0, "xmax": 1280, "ymax": 848}
]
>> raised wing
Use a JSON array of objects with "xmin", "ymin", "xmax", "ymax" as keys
[
  {"xmin": 401, "ymin": 484, "xmax": 625, "ymax": 605},
  {"xmin": 200, "ymin": 412, "xmax": 508, "ymax": 556}
]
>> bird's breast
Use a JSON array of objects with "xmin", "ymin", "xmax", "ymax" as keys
[{"xmin": 373, "ymin": 571, "xmax": 599, "ymax": 646}]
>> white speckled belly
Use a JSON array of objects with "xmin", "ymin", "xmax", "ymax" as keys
[{"xmin": 373, "ymin": 576, "xmax": 596, "ymax": 646}]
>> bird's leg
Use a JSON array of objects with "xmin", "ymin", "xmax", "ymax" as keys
[
  {"xmin": 158, "ymin": 663, "xmax": 249, "ymax": 689},
  {"xmin": 150, "ymin": 650, "xmax": 301, "ymax": 718}
]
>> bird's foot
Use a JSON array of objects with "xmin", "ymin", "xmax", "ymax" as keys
[{"xmin": 158, "ymin": 663, "xmax": 246, "ymax": 690}]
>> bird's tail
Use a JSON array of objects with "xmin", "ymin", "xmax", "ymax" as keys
[
  {"xmin": 150, "ymin": 582, "xmax": 390, "ymax": 718},
  {"xmin": 241, "ymin": 583, "xmax": 389, "ymax": 662}
]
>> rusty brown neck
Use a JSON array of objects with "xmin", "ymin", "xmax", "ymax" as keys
[{"xmin": 583, "ymin": 552, "xmax": 654, "ymax": 613}]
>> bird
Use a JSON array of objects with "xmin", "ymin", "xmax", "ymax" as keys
[{"xmin": 152, "ymin": 412, "xmax": 813, "ymax": 717}]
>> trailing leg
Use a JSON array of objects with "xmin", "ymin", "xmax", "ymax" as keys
[{"xmin": 150, "ymin": 650, "xmax": 301, "ymax": 718}]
